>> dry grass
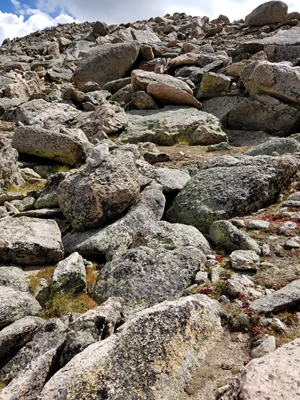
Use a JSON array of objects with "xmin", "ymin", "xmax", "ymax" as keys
[
  {"xmin": 7, "ymin": 180, "xmax": 46, "ymax": 194},
  {"xmin": 28, "ymin": 266, "xmax": 56, "ymax": 294}
]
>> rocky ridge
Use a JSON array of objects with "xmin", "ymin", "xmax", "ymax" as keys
[{"xmin": 1, "ymin": 1, "xmax": 300, "ymax": 399}]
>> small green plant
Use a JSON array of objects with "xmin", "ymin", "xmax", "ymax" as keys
[
  {"xmin": 7, "ymin": 180, "xmax": 46, "ymax": 195},
  {"xmin": 0, "ymin": 382, "xmax": 7, "ymax": 390}
]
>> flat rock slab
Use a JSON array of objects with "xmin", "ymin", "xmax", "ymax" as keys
[
  {"xmin": 120, "ymin": 105, "xmax": 227, "ymax": 146},
  {"xmin": 251, "ymin": 278, "xmax": 300, "ymax": 313},
  {"xmin": 167, "ymin": 155, "xmax": 300, "ymax": 233},
  {"xmin": 39, "ymin": 295, "xmax": 222, "ymax": 400},
  {"xmin": 0, "ymin": 216, "xmax": 64, "ymax": 265},
  {"xmin": 0, "ymin": 266, "xmax": 28, "ymax": 292},
  {"xmin": 0, "ymin": 286, "xmax": 42, "ymax": 329},
  {"xmin": 221, "ymin": 338, "xmax": 300, "ymax": 400}
]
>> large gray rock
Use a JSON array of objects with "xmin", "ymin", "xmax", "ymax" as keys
[
  {"xmin": 38, "ymin": 295, "xmax": 222, "ymax": 400},
  {"xmin": 0, "ymin": 266, "xmax": 28, "ymax": 292},
  {"xmin": 245, "ymin": 137, "xmax": 300, "ymax": 156},
  {"xmin": 229, "ymin": 250, "xmax": 260, "ymax": 270},
  {"xmin": 73, "ymin": 42, "xmax": 140, "ymax": 91},
  {"xmin": 0, "ymin": 136, "xmax": 24, "ymax": 189},
  {"xmin": 12, "ymin": 126, "xmax": 90, "ymax": 166},
  {"xmin": 0, "ymin": 286, "xmax": 42, "ymax": 329},
  {"xmin": 251, "ymin": 279, "xmax": 300, "ymax": 313},
  {"xmin": 94, "ymin": 246, "xmax": 206, "ymax": 314},
  {"xmin": 240, "ymin": 61, "xmax": 300, "ymax": 106},
  {"xmin": 0, "ymin": 348, "xmax": 58, "ymax": 400},
  {"xmin": 50, "ymin": 252, "xmax": 87, "ymax": 294},
  {"xmin": 228, "ymin": 95, "xmax": 300, "ymax": 136},
  {"xmin": 220, "ymin": 339, "xmax": 300, "ymax": 400},
  {"xmin": 0, "ymin": 316, "xmax": 44, "ymax": 363},
  {"xmin": 15, "ymin": 99, "xmax": 80, "ymax": 129},
  {"xmin": 196, "ymin": 72, "xmax": 231, "ymax": 100},
  {"xmin": 63, "ymin": 182, "xmax": 165, "ymax": 259},
  {"xmin": 0, "ymin": 217, "xmax": 64, "ymax": 265},
  {"xmin": 132, "ymin": 220, "xmax": 211, "ymax": 253},
  {"xmin": 244, "ymin": 1, "xmax": 288, "ymax": 26},
  {"xmin": 225, "ymin": 129, "xmax": 271, "ymax": 147},
  {"xmin": 201, "ymin": 95, "xmax": 245, "ymax": 126},
  {"xmin": 166, "ymin": 155, "xmax": 299, "ymax": 233},
  {"xmin": 0, "ymin": 318, "xmax": 67, "ymax": 384},
  {"xmin": 210, "ymin": 221, "xmax": 261, "ymax": 254},
  {"xmin": 57, "ymin": 150, "xmax": 140, "ymax": 231},
  {"xmin": 120, "ymin": 106, "xmax": 227, "ymax": 146}
]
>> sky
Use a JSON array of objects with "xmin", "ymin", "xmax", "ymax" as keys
[{"xmin": 0, "ymin": 0, "xmax": 299, "ymax": 45}]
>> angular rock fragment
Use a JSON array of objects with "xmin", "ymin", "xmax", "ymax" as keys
[
  {"xmin": 39, "ymin": 295, "xmax": 222, "ymax": 400},
  {"xmin": 0, "ymin": 217, "xmax": 64, "ymax": 265},
  {"xmin": 244, "ymin": 1, "xmax": 288, "ymax": 26}
]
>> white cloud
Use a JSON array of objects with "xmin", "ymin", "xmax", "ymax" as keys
[{"xmin": 0, "ymin": 11, "xmax": 75, "ymax": 45}]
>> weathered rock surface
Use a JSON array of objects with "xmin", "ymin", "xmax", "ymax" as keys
[
  {"xmin": 229, "ymin": 250, "xmax": 260, "ymax": 270},
  {"xmin": 63, "ymin": 182, "xmax": 165, "ymax": 259},
  {"xmin": 251, "ymin": 279, "xmax": 300, "ymax": 313},
  {"xmin": 57, "ymin": 150, "xmax": 140, "ymax": 231},
  {"xmin": 0, "ymin": 217, "xmax": 64, "ymax": 265},
  {"xmin": 166, "ymin": 155, "xmax": 300, "ymax": 233},
  {"xmin": 94, "ymin": 246, "xmax": 206, "ymax": 314},
  {"xmin": 50, "ymin": 252, "xmax": 87, "ymax": 294},
  {"xmin": 221, "ymin": 338, "xmax": 300, "ymax": 400},
  {"xmin": 245, "ymin": 137, "xmax": 300, "ymax": 156},
  {"xmin": 12, "ymin": 126, "xmax": 90, "ymax": 166},
  {"xmin": 131, "ymin": 220, "xmax": 211, "ymax": 253},
  {"xmin": 16, "ymin": 99, "xmax": 80, "ymax": 129},
  {"xmin": 0, "ymin": 136, "xmax": 24, "ymax": 189},
  {"xmin": 244, "ymin": 1, "xmax": 288, "ymax": 26},
  {"xmin": 0, "ymin": 286, "xmax": 42, "ymax": 329},
  {"xmin": 34, "ymin": 172, "xmax": 68, "ymax": 210},
  {"xmin": 73, "ymin": 42, "xmax": 140, "ymax": 91},
  {"xmin": 120, "ymin": 106, "xmax": 227, "ymax": 145},
  {"xmin": 0, "ymin": 266, "xmax": 28, "ymax": 292},
  {"xmin": 0, "ymin": 316, "xmax": 44, "ymax": 363},
  {"xmin": 38, "ymin": 295, "xmax": 222, "ymax": 400}
]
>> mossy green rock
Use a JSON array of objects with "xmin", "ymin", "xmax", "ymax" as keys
[{"xmin": 167, "ymin": 154, "xmax": 300, "ymax": 233}]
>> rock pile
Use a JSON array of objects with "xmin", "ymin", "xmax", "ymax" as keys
[{"xmin": 1, "ymin": 1, "xmax": 300, "ymax": 399}]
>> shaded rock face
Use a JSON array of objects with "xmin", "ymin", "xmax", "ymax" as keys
[
  {"xmin": 94, "ymin": 246, "xmax": 206, "ymax": 315},
  {"xmin": 73, "ymin": 42, "xmax": 140, "ymax": 91},
  {"xmin": 57, "ymin": 150, "xmax": 140, "ymax": 231},
  {"xmin": 38, "ymin": 295, "xmax": 223, "ymax": 400},
  {"xmin": 221, "ymin": 339, "xmax": 300, "ymax": 400},
  {"xmin": 166, "ymin": 155, "xmax": 300, "ymax": 233},
  {"xmin": 244, "ymin": 1, "xmax": 288, "ymax": 26}
]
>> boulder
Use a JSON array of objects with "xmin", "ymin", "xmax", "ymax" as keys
[
  {"xmin": 63, "ymin": 182, "xmax": 165, "ymax": 259},
  {"xmin": 38, "ymin": 295, "xmax": 222, "ymax": 400},
  {"xmin": 15, "ymin": 99, "xmax": 80, "ymax": 129},
  {"xmin": 0, "ymin": 286, "xmax": 42, "ymax": 329},
  {"xmin": 229, "ymin": 250, "xmax": 260, "ymax": 270},
  {"xmin": 0, "ymin": 316, "xmax": 44, "ymax": 364},
  {"xmin": 119, "ymin": 106, "xmax": 227, "ymax": 146},
  {"xmin": 0, "ymin": 136, "xmax": 24, "ymax": 189},
  {"xmin": 73, "ymin": 42, "xmax": 140, "ymax": 91},
  {"xmin": 228, "ymin": 95, "xmax": 300, "ymax": 136},
  {"xmin": 12, "ymin": 126, "xmax": 90, "ymax": 167},
  {"xmin": 0, "ymin": 318, "xmax": 67, "ymax": 384},
  {"xmin": 251, "ymin": 279, "xmax": 300, "ymax": 313},
  {"xmin": 46, "ymin": 67, "xmax": 73, "ymax": 83},
  {"xmin": 201, "ymin": 95, "xmax": 245, "ymax": 126},
  {"xmin": 88, "ymin": 103, "xmax": 128, "ymax": 135},
  {"xmin": 240, "ymin": 61, "xmax": 300, "ymax": 106},
  {"xmin": 93, "ymin": 21, "xmax": 109, "ymax": 36},
  {"xmin": 225, "ymin": 129, "xmax": 271, "ymax": 147},
  {"xmin": 209, "ymin": 221, "xmax": 261, "ymax": 254},
  {"xmin": 57, "ymin": 150, "xmax": 140, "ymax": 231},
  {"xmin": 166, "ymin": 155, "xmax": 299, "ymax": 233},
  {"xmin": 0, "ymin": 217, "xmax": 64, "ymax": 265},
  {"xmin": 131, "ymin": 91, "xmax": 158, "ymax": 110},
  {"xmin": 50, "ymin": 252, "xmax": 87, "ymax": 294},
  {"xmin": 131, "ymin": 220, "xmax": 211, "ymax": 253},
  {"xmin": 250, "ymin": 335, "xmax": 276, "ymax": 358},
  {"xmin": 0, "ymin": 266, "xmax": 28, "ymax": 292},
  {"xmin": 220, "ymin": 339, "xmax": 300, "ymax": 400},
  {"xmin": 196, "ymin": 72, "xmax": 231, "ymax": 100},
  {"xmin": 94, "ymin": 246, "xmax": 206, "ymax": 314},
  {"xmin": 244, "ymin": 1, "xmax": 288, "ymax": 26},
  {"xmin": 245, "ymin": 137, "xmax": 300, "ymax": 156}
]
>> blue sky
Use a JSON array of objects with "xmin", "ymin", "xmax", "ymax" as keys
[{"xmin": 0, "ymin": 0, "xmax": 299, "ymax": 45}]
